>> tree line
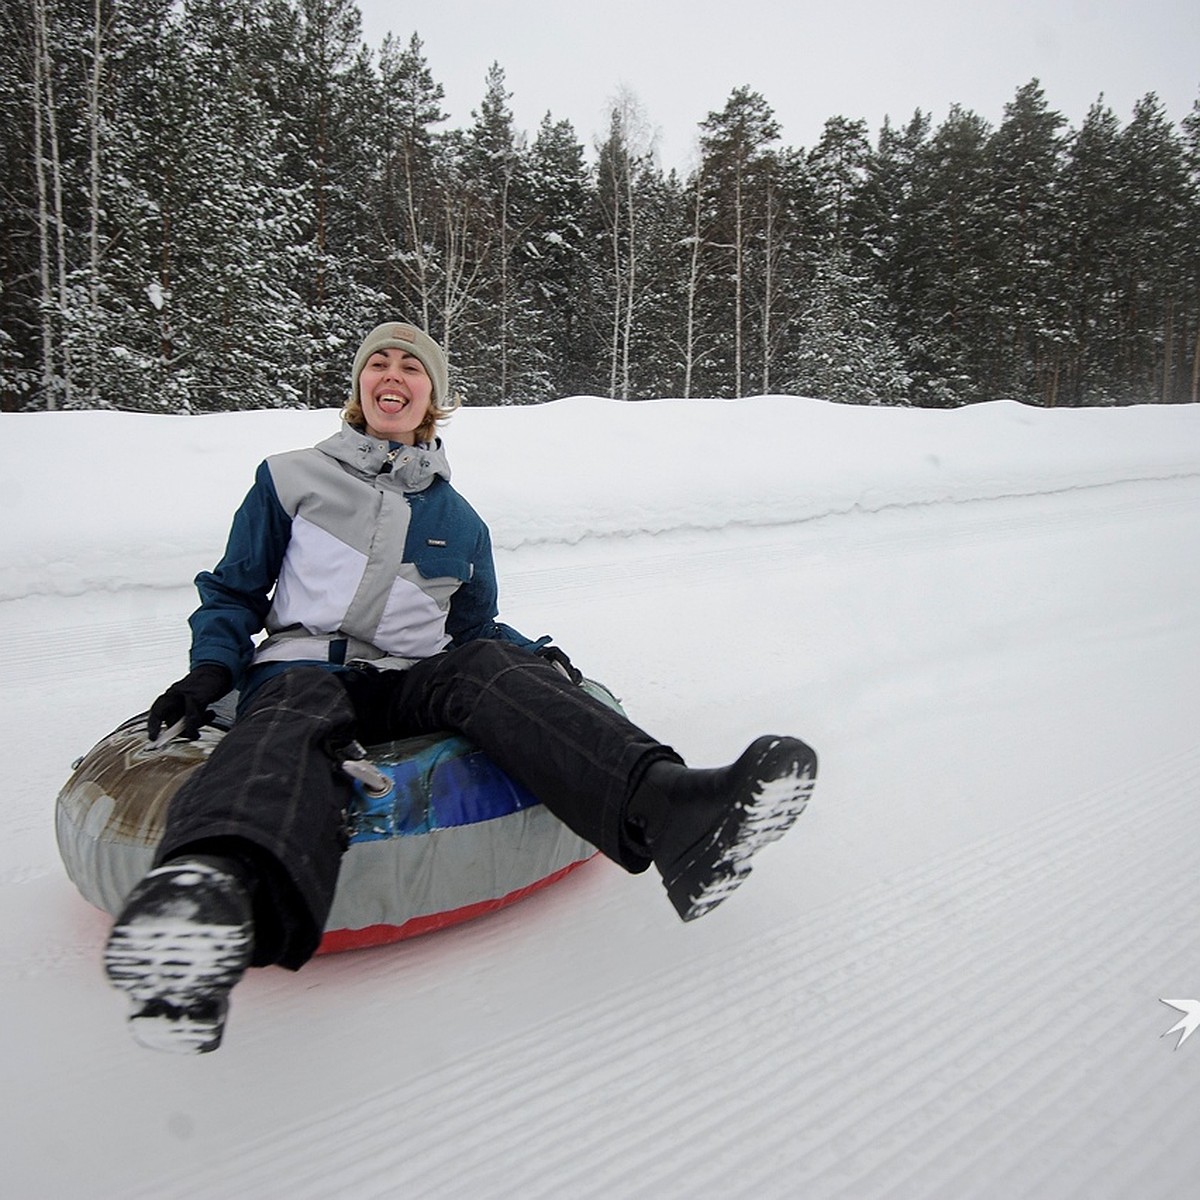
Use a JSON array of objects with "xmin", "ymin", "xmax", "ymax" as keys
[{"xmin": 3, "ymin": 0, "xmax": 1199, "ymax": 414}]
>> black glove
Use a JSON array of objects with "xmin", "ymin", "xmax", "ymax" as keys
[
  {"xmin": 535, "ymin": 644, "xmax": 583, "ymax": 685},
  {"xmin": 147, "ymin": 663, "xmax": 233, "ymax": 741}
]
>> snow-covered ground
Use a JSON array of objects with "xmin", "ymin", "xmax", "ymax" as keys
[{"xmin": 3, "ymin": 395, "xmax": 1200, "ymax": 1198}]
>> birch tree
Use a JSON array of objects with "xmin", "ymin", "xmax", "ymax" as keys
[
  {"xmin": 375, "ymin": 32, "xmax": 446, "ymax": 329},
  {"xmin": 30, "ymin": 0, "xmax": 74, "ymax": 408},
  {"xmin": 697, "ymin": 87, "xmax": 779, "ymax": 397},
  {"xmin": 595, "ymin": 91, "xmax": 654, "ymax": 399}
]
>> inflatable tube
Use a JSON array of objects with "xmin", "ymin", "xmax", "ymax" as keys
[{"xmin": 57, "ymin": 682, "xmax": 617, "ymax": 953}]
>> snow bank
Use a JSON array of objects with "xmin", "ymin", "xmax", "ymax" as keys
[{"xmin": 3, "ymin": 396, "xmax": 1199, "ymax": 601}]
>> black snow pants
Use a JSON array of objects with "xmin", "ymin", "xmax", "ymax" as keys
[{"xmin": 157, "ymin": 641, "xmax": 678, "ymax": 967}]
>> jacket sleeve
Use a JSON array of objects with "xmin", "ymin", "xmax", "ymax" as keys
[
  {"xmin": 188, "ymin": 461, "xmax": 292, "ymax": 681},
  {"xmin": 444, "ymin": 519, "xmax": 540, "ymax": 650}
]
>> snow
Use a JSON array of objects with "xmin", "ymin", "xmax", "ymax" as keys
[{"xmin": 3, "ymin": 394, "xmax": 1200, "ymax": 1197}]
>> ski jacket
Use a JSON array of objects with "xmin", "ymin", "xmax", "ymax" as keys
[{"xmin": 188, "ymin": 422, "xmax": 535, "ymax": 688}]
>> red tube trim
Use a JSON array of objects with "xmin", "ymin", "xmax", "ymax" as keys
[{"xmin": 314, "ymin": 854, "xmax": 596, "ymax": 955}]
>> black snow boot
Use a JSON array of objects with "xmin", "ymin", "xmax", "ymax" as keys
[
  {"xmin": 103, "ymin": 855, "xmax": 254, "ymax": 1054},
  {"xmin": 628, "ymin": 736, "xmax": 818, "ymax": 922}
]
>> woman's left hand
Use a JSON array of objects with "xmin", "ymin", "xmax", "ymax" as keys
[{"xmin": 535, "ymin": 644, "xmax": 583, "ymax": 684}]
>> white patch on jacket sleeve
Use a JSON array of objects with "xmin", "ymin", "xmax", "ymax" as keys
[
  {"xmin": 273, "ymin": 514, "xmax": 367, "ymax": 633},
  {"xmin": 375, "ymin": 573, "xmax": 453, "ymax": 657}
]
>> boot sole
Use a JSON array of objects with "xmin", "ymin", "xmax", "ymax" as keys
[
  {"xmin": 104, "ymin": 863, "xmax": 252, "ymax": 1054},
  {"xmin": 664, "ymin": 737, "xmax": 817, "ymax": 922}
]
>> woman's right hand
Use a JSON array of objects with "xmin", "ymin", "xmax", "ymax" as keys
[{"xmin": 147, "ymin": 663, "xmax": 233, "ymax": 741}]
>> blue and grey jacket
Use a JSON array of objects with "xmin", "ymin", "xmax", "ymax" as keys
[{"xmin": 188, "ymin": 423, "xmax": 535, "ymax": 688}]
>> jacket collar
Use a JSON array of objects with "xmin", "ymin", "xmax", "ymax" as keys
[{"xmin": 316, "ymin": 422, "xmax": 451, "ymax": 493}]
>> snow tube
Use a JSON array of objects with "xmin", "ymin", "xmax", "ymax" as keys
[{"xmin": 56, "ymin": 681, "xmax": 617, "ymax": 953}]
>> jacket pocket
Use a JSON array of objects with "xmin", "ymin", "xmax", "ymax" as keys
[{"xmin": 411, "ymin": 545, "xmax": 474, "ymax": 583}]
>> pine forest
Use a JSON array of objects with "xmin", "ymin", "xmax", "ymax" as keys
[{"xmin": 4, "ymin": 0, "xmax": 1199, "ymax": 414}]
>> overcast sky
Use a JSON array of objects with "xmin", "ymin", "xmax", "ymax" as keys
[{"xmin": 355, "ymin": 0, "xmax": 1198, "ymax": 171}]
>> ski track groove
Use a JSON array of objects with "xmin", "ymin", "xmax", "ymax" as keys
[
  {"xmin": 393, "ymin": 748, "xmax": 1180, "ymax": 1190},
  {"xmin": 662, "ymin": 764, "xmax": 1199, "ymax": 1197},
  {"xmin": 626, "ymin": 824, "xmax": 1172, "ymax": 1193},
  {"xmin": 127, "ymin": 744, "xmax": 1200, "ymax": 1199},
  {"xmin": 1064, "ymin": 1064, "xmax": 1200, "ymax": 1200},
  {"xmin": 807, "ymin": 899, "xmax": 1196, "ymax": 1200},
  {"xmin": 963, "ymin": 1007, "xmax": 1191, "ymax": 1200},
  {"xmin": 136, "ymin": 753, "xmax": 1200, "ymax": 1195}
]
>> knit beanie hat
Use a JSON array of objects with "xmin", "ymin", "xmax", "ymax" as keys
[{"xmin": 350, "ymin": 322, "xmax": 450, "ymax": 407}]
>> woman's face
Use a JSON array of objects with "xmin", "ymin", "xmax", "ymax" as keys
[{"xmin": 358, "ymin": 349, "xmax": 433, "ymax": 444}]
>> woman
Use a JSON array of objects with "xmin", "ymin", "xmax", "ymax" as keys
[{"xmin": 104, "ymin": 321, "xmax": 818, "ymax": 1054}]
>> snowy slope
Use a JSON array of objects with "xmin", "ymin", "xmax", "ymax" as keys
[{"xmin": 2, "ymin": 397, "xmax": 1199, "ymax": 1198}]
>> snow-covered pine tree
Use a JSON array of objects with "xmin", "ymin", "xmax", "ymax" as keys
[
  {"xmin": 984, "ymin": 80, "xmax": 1069, "ymax": 405},
  {"xmin": 903, "ymin": 105, "xmax": 995, "ymax": 405},
  {"xmin": 74, "ymin": 0, "xmax": 189, "ymax": 411},
  {"xmin": 855, "ymin": 111, "xmax": 932, "ymax": 398},
  {"xmin": 1113, "ymin": 93, "xmax": 1193, "ymax": 404},
  {"xmin": 1182, "ymin": 96, "xmax": 1200, "ymax": 403},
  {"xmin": 126, "ymin": 0, "xmax": 310, "ymax": 412},
  {"xmin": 807, "ymin": 116, "xmax": 872, "ymax": 254},
  {"xmin": 782, "ymin": 250, "xmax": 909, "ymax": 405},
  {"xmin": 524, "ymin": 113, "xmax": 595, "ymax": 399},
  {"xmin": 288, "ymin": 0, "xmax": 383, "ymax": 408},
  {"xmin": 1058, "ymin": 100, "xmax": 1126, "ymax": 405},
  {"xmin": 452, "ymin": 63, "xmax": 550, "ymax": 405}
]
